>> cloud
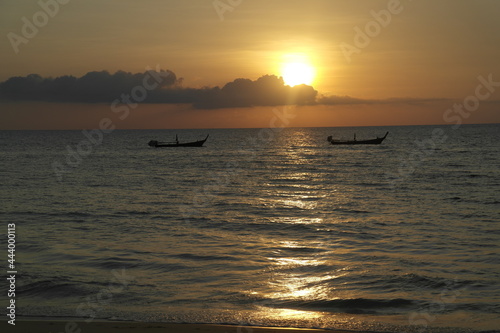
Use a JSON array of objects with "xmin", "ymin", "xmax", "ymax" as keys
[
  {"xmin": 0, "ymin": 70, "xmax": 317, "ymax": 109},
  {"xmin": 0, "ymin": 69, "xmax": 453, "ymax": 110},
  {"xmin": 192, "ymin": 75, "xmax": 317, "ymax": 109},
  {"xmin": 0, "ymin": 70, "xmax": 178, "ymax": 103}
]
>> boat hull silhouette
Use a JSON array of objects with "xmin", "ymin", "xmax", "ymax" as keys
[
  {"xmin": 327, "ymin": 132, "xmax": 388, "ymax": 145},
  {"xmin": 148, "ymin": 135, "xmax": 209, "ymax": 147}
]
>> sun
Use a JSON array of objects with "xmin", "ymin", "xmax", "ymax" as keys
[{"xmin": 282, "ymin": 62, "xmax": 315, "ymax": 87}]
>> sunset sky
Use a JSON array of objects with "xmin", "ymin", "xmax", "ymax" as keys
[{"xmin": 1, "ymin": 0, "xmax": 499, "ymax": 129}]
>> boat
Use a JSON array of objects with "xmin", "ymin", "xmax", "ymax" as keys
[
  {"xmin": 327, "ymin": 132, "xmax": 388, "ymax": 145},
  {"xmin": 148, "ymin": 134, "xmax": 209, "ymax": 147}
]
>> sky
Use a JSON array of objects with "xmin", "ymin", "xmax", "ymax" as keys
[{"xmin": 0, "ymin": 0, "xmax": 499, "ymax": 129}]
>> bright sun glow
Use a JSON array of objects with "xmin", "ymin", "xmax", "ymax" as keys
[{"xmin": 282, "ymin": 62, "xmax": 315, "ymax": 86}]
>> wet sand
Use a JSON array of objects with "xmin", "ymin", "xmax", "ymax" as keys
[{"xmin": 11, "ymin": 320, "xmax": 369, "ymax": 333}]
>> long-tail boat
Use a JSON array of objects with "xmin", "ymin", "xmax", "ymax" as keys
[
  {"xmin": 327, "ymin": 132, "xmax": 388, "ymax": 145},
  {"xmin": 148, "ymin": 135, "xmax": 209, "ymax": 147}
]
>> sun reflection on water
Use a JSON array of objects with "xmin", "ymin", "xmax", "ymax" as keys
[
  {"xmin": 271, "ymin": 217, "xmax": 324, "ymax": 225},
  {"xmin": 248, "ymin": 243, "xmax": 342, "ymax": 325},
  {"xmin": 256, "ymin": 306, "xmax": 323, "ymax": 321},
  {"xmin": 252, "ymin": 240, "xmax": 343, "ymax": 321}
]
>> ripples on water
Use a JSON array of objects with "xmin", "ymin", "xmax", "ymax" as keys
[{"xmin": 1, "ymin": 125, "xmax": 499, "ymax": 332}]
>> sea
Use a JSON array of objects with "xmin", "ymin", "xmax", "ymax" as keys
[{"xmin": 1, "ymin": 124, "xmax": 499, "ymax": 333}]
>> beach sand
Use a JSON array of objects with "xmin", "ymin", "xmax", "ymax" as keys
[{"xmin": 11, "ymin": 320, "xmax": 361, "ymax": 333}]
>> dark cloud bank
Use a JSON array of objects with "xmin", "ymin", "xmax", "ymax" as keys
[
  {"xmin": 0, "ymin": 69, "xmax": 448, "ymax": 109},
  {"xmin": 0, "ymin": 70, "xmax": 317, "ymax": 109}
]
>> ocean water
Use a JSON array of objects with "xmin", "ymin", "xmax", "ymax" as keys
[{"xmin": 1, "ymin": 124, "xmax": 499, "ymax": 332}]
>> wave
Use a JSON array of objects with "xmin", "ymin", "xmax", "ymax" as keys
[
  {"xmin": 332, "ymin": 207, "xmax": 372, "ymax": 214},
  {"xmin": 170, "ymin": 253, "xmax": 239, "ymax": 262},
  {"xmin": 19, "ymin": 278, "xmax": 95, "ymax": 299},
  {"xmin": 386, "ymin": 273, "xmax": 473, "ymax": 290},
  {"xmin": 272, "ymin": 298, "xmax": 415, "ymax": 314}
]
